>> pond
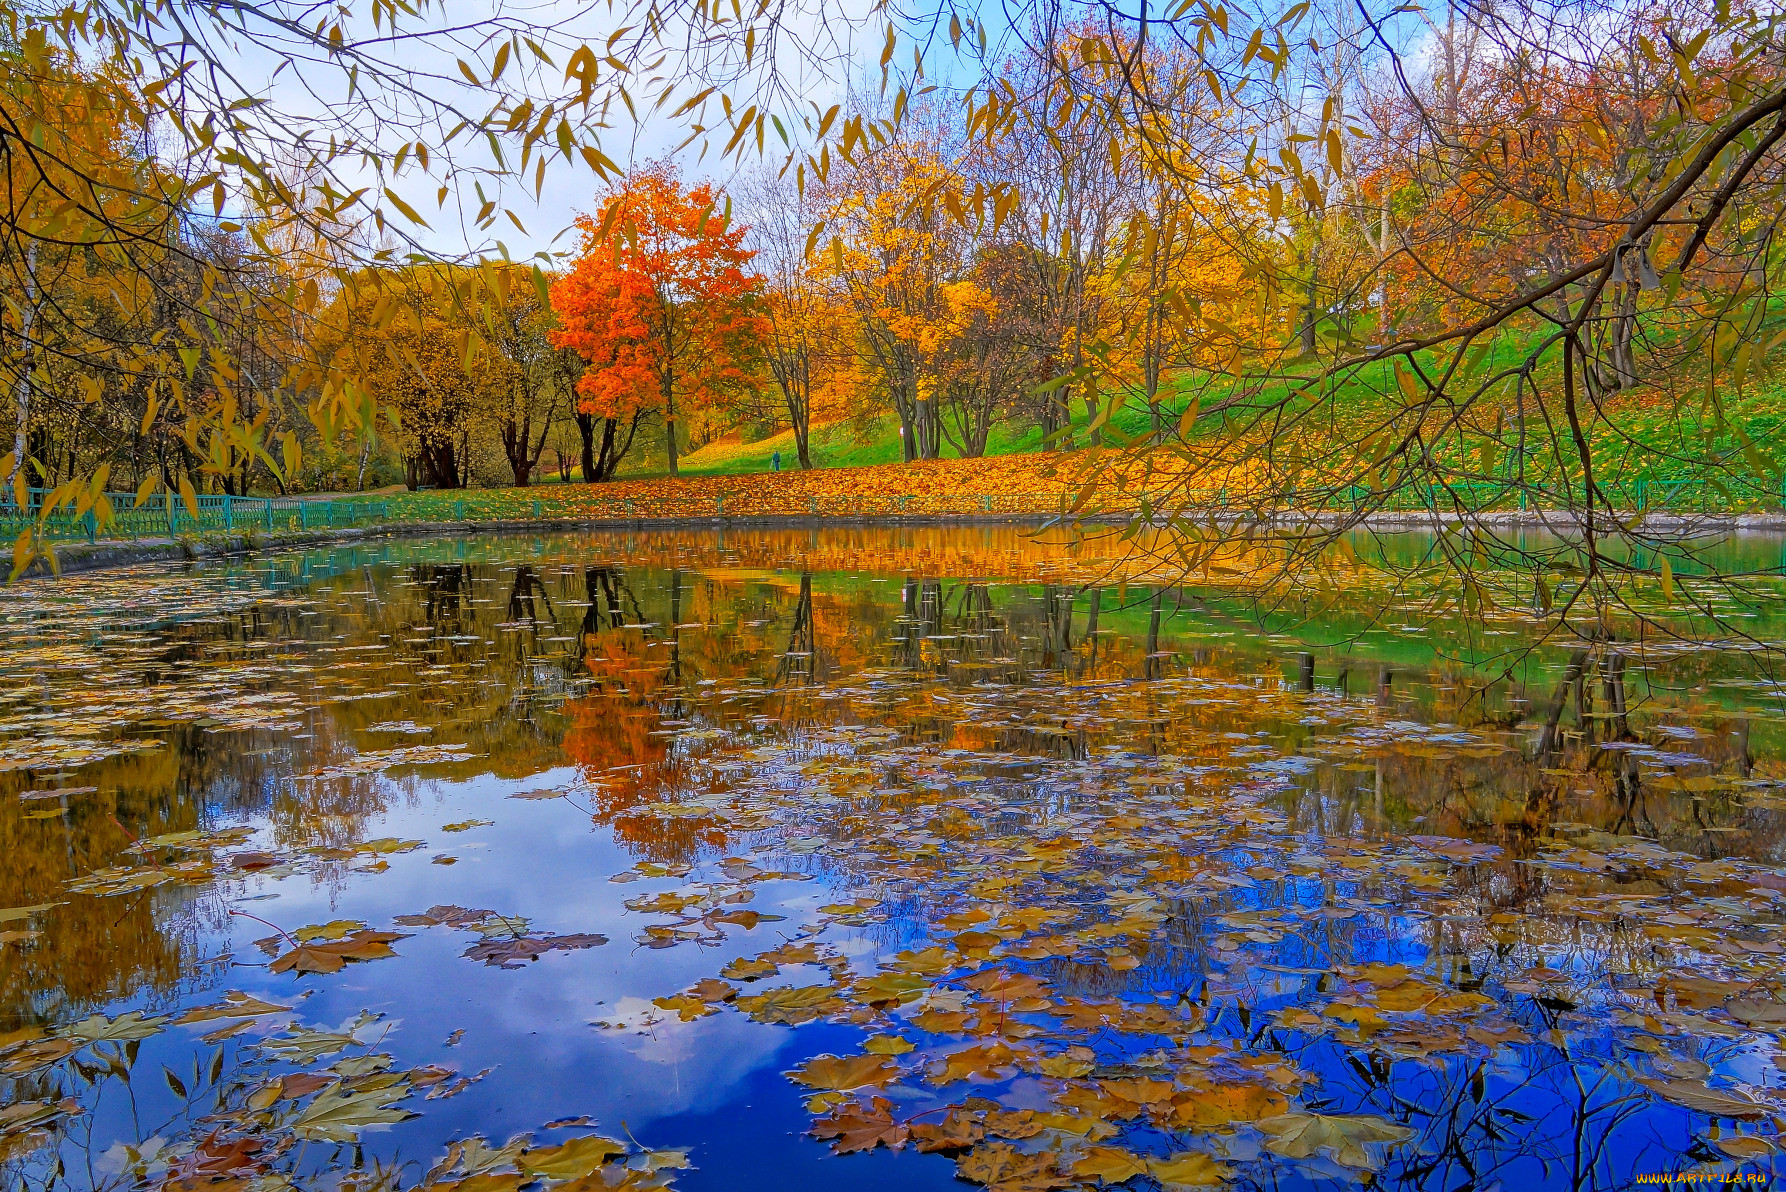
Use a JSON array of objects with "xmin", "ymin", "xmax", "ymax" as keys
[{"xmin": 2, "ymin": 525, "xmax": 1785, "ymax": 1191}]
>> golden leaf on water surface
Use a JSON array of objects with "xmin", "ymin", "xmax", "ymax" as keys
[
  {"xmin": 1098, "ymin": 1077, "xmax": 1176, "ymax": 1107},
  {"xmin": 0, "ymin": 903, "xmax": 59, "ymax": 926},
  {"xmin": 651, "ymin": 995, "xmax": 717, "ymax": 1022},
  {"xmin": 789, "ymin": 1054, "xmax": 903, "ymax": 1091},
  {"xmin": 955, "ymin": 1142, "xmax": 1071, "ymax": 1191},
  {"xmin": 0, "ymin": 1038, "xmax": 81, "ymax": 1075},
  {"xmin": 173, "ymin": 992, "xmax": 291, "ymax": 1025},
  {"xmin": 1727, "ymin": 1000, "xmax": 1786, "ymax": 1029},
  {"xmin": 59, "ymin": 1011, "xmax": 168, "ymax": 1042},
  {"xmin": 293, "ymin": 920, "xmax": 367, "ymax": 942},
  {"xmin": 1256, "ymin": 1111, "xmax": 1416, "ymax": 1169},
  {"xmin": 288, "ymin": 1083, "xmax": 418, "ymax": 1141},
  {"xmin": 853, "ymin": 970, "xmax": 932, "ymax": 1005},
  {"xmin": 809, "ymin": 1096, "xmax": 908, "ymax": 1154},
  {"xmin": 517, "ymin": 1134, "xmax": 628, "ymax": 1179},
  {"xmin": 720, "ymin": 956, "xmax": 778, "ymax": 981},
  {"xmin": 1635, "ymin": 1077, "xmax": 1778, "ymax": 1119},
  {"xmin": 911, "ymin": 1108, "xmax": 986, "ymax": 1152},
  {"xmin": 0, "ymin": 1098, "xmax": 78, "ymax": 1138},
  {"xmin": 1036, "ymin": 1051, "xmax": 1095, "ymax": 1078},
  {"xmin": 270, "ymin": 930, "xmax": 409, "ymax": 976},
  {"xmin": 735, "ymin": 984, "xmax": 847, "ymax": 1025},
  {"xmin": 863, "ymin": 1034, "xmax": 916, "ymax": 1055},
  {"xmin": 686, "ymin": 978, "xmax": 737, "ymax": 1003},
  {"xmin": 1163, "ymin": 1082, "xmax": 1290, "ymax": 1128},
  {"xmin": 1148, "ymin": 1152, "xmax": 1232, "ymax": 1187},
  {"xmin": 928, "ymin": 1042, "xmax": 1028, "ymax": 1085},
  {"xmin": 1070, "ymin": 1146, "xmax": 1150, "ymax": 1183},
  {"xmin": 1714, "ymin": 1134, "xmax": 1777, "ymax": 1160}
]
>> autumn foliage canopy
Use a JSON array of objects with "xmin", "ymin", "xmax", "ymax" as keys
[{"xmin": 550, "ymin": 167, "xmax": 765, "ymax": 476}]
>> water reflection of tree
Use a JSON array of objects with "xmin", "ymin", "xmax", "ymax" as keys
[{"xmin": 774, "ymin": 573, "xmax": 821, "ymax": 687}]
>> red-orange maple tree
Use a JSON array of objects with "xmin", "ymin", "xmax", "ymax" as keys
[{"xmin": 550, "ymin": 165, "xmax": 764, "ymax": 477}]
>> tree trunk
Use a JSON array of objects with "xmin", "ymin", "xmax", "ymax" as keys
[
  {"xmin": 896, "ymin": 399, "xmax": 917, "ymax": 463},
  {"xmin": 663, "ymin": 378, "xmax": 679, "ymax": 477},
  {"xmin": 577, "ymin": 412, "xmax": 597, "ymax": 482}
]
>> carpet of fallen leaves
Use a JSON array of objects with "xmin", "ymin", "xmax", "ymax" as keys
[{"xmin": 375, "ymin": 451, "xmax": 1247, "ymax": 525}]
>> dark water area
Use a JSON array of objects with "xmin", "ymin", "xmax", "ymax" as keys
[{"xmin": 2, "ymin": 526, "xmax": 1785, "ymax": 1191}]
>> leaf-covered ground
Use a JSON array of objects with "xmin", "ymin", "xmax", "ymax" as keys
[{"xmin": 0, "ymin": 527, "xmax": 1783, "ymax": 1191}]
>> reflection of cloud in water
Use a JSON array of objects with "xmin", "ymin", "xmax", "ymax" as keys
[
  {"xmin": 487, "ymin": 981, "xmax": 792, "ymax": 1126},
  {"xmin": 592, "ymin": 1004, "xmax": 793, "ymax": 1122}
]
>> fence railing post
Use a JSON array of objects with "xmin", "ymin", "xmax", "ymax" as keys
[{"xmin": 300, "ymin": 502, "xmax": 310, "ymax": 530}]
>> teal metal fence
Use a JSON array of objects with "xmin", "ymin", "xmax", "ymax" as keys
[{"xmin": 0, "ymin": 490, "xmax": 390, "ymax": 543}]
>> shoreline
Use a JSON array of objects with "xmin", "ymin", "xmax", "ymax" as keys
[{"xmin": 16, "ymin": 506, "xmax": 1786, "ymax": 579}]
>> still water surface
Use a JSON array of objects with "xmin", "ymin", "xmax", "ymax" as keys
[{"xmin": 3, "ymin": 526, "xmax": 1786, "ymax": 1191}]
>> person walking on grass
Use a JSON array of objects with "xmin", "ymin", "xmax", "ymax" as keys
[{"xmin": 771, "ymin": 450, "xmax": 781, "ymax": 473}]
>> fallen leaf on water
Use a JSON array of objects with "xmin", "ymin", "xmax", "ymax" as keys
[
  {"xmin": 652, "ymin": 995, "xmax": 717, "ymax": 1022},
  {"xmin": 1165, "ymin": 1082, "xmax": 1289, "ymax": 1128},
  {"xmin": 288, "ymin": 1083, "xmax": 418, "ymax": 1141},
  {"xmin": 518, "ymin": 1134, "xmax": 628, "ymax": 1179},
  {"xmin": 1256, "ymin": 1111, "xmax": 1415, "ymax": 1169},
  {"xmin": 461, "ymin": 933, "xmax": 608, "ymax": 969},
  {"xmin": 1099, "ymin": 1077, "xmax": 1176, "ymax": 1107},
  {"xmin": 1635, "ymin": 1077, "xmax": 1777, "ymax": 1119},
  {"xmin": 0, "ymin": 903, "xmax": 59, "ymax": 926},
  {"xmin": 1070, "ymin": 1146, "xmax": 1150, "ymax": 1183},
  {"xmin": 720, "ymin": 956, "xmax": 778, "ymax": 981},
  {"xmin": 0, "ymin": 1098, "xmax": 79, "ymax": 1137},
  {"xmin": 911, "ymin": 1109, "xmax": 986, "ymax": 1152},
  {"xmin": 810, "ymin": 1097, "xmax": 908, "ymax": 1153},
  {"xmin": 395, "ymin": 905, "xmax": 506, "ymax": 929},
  {"xmin": 426, "ymin": 1066, "xmax": 495, "ymax": 1100},
  {"xmin": 174, "ymin": 992, "xmax": 291, "ymax": 1025},
  {"xmin": 863, "ymin": 1034, "xmax": 916, "ymax": 1055},
  {"xmin": 955, "ymin": 1142, "xmax": 1070, "ymax": 1191},
  {"xmin": 1714, "ymin": 1134, "xmax": 1777, "ymax": 1159},
  {"xmin": 58, "ymin": 1011, "xmax": 168, "ymax": 1042},
  {"xmin": 1148, "ymin": 1152, "xmax": 1232, "ymax": 1187},
  {"xmin": 293, "ymin": 920, "xmax": 367, "ymax": 942},
  {"xmin": 442, "ymin": 819, "xmax": 494, "ymax": 832},
  {"xmin": 789, "ymin": 1054, "xmax": 903, "ymax": 1091},
  {"xmin": 270, "ymin": 930, "xmax": 409, "ymax": 976},
  {"xmin": 930, "ymin": 1042, "xmax": 1029, "ymax": 1086}
]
